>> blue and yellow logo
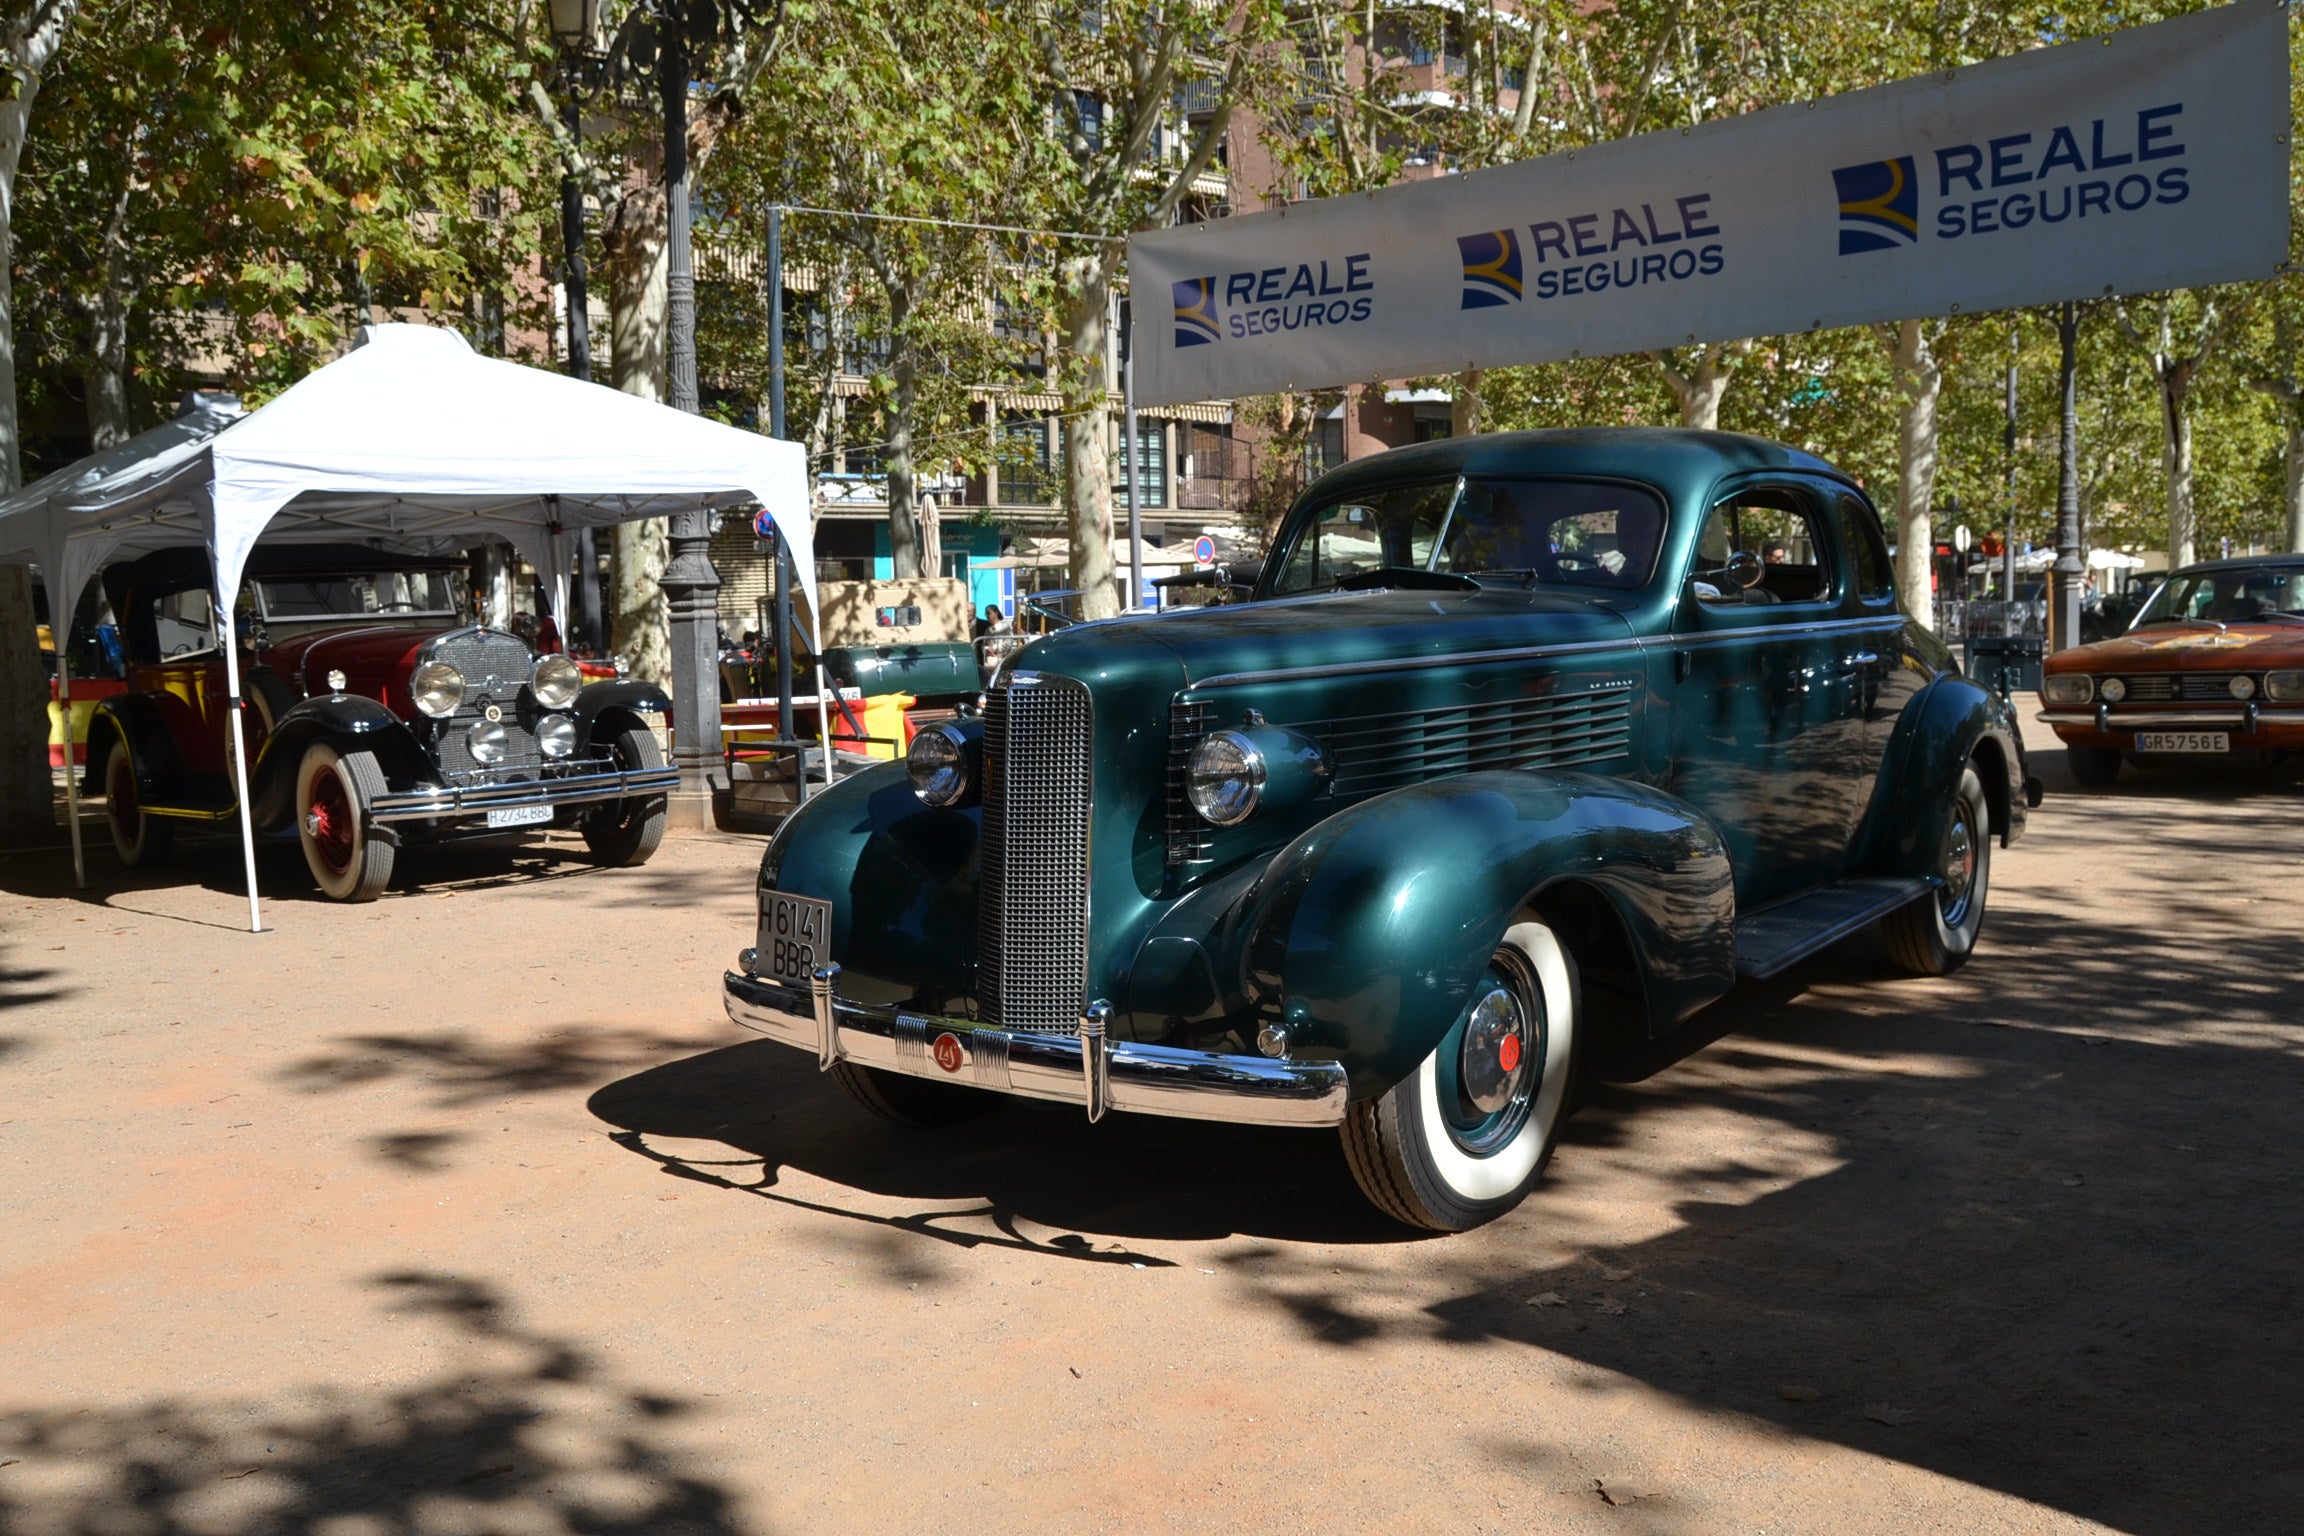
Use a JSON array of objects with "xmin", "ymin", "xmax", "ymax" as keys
[
  {"xmin": 1833, "ymin": 157, "xmax": 1919, "ymax": 254},
  {"xmin": 1172, "ymin": 276, "xmax": 1220, "ymax": 347},
  {"xmin": 1456, "ymin": 230, "xmax": 1523, "ymax": 308}
]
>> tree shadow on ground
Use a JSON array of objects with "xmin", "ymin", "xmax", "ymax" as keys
[
  {"xmin": 1219, "ymin": 906, "xmax": 2304, "ymax": 1536},
  {"xmin": 0, "ymin": 1270, "xmax": 770, "ymax": 1536},
  {"xmin": 0, "ymin": 943, "xmax": 66, "ymax": 1014}
]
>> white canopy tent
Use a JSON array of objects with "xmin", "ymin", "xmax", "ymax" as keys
[{"xmin": 0, "ymin": 323, "xmax": 817, "ymax": 931}]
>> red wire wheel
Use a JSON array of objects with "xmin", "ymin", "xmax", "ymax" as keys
[{"xmin": 304, "ymin": 761, "xmax": 355, "ymax": 875}]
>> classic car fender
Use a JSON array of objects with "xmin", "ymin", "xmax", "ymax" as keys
[
  {"xmin": 760, "ymin": 759, "xmax": 981, "ymax": 1010},
  {"xmin": 1236, "ymin": 769, "xmax": 1737, "ymax": 1101},
  {"xmin": 574, "ymin": 680, "xmax": 672, "ymax": 745},
  {"xmin": 79, "ymin": 692, "xmax": 183, "ymax": 800},
  {"xmin": 248, "ymin": 695, "xmax": 430, "ymax": 829},
  {"xmin": 1855, "ymin": 675, "xmax": 2027, "ymax": 880}
]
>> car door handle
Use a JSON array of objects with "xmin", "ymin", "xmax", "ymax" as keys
[{"xmin": 1842, "ymin": 651, "xmax": 1880, "ymax": 670}]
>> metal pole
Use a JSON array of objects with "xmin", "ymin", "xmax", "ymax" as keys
[
  {"xmin": 2003, "ymin": 332, "xmax": 2018, "ymax": 630},
  {"xmin": 57, "ymin": 644, "xmax": 83, "ymax": 888},
  {"xmin": 657, "ymin": 1, "xmax": 724, "ymax": 815},
  {"xmin": 558, "ymin": 79, "xmax": 604, "ymax": 652},
  {"xmin": 2052, "ymin": 300, "xmax": 2084, "ymax": 654},
  {"xmin": 1124, "ymin": 340, "xmax": 1142, "ymax": 612},
  {"xmin": 767, "ymin": 205, "xmax": 801, "ymax": 799}
]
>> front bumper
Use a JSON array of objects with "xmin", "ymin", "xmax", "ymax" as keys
[
  {"xmin": 368, "ymin": 762, "xmax": 680, "ymax": 824},
  {"xmin": 722, "ymin": 963, "xmax": 1350, "ymax": 1128},
  {"xmin": 2037, "ymin": 704, "xmax": 2304, "ymax": 747}
]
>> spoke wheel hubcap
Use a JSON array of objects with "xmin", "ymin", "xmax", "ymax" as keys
[{"xmin": 307, "ymin": 767, "xmax": 355, "ymax": 874}]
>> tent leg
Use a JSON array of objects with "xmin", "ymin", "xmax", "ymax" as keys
[
  {"xmin": 57, "ymin": 653, "xmax": 85, "ymax": 889},
  {"xmin": 809, "ymin": 612, "xmax": 833, "ymax": 792},
  {"xmin": 221, "ymin": 636, "xmax": 263, "ymax": 934}
]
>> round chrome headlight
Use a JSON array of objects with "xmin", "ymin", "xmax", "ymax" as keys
[
  {"xmin": 537, "ymin": 714, "xmax": 577, "ymax": 758},
  {"xmin": 532, "ymin": 654, "xmax": 583, "ymax": 709},
  {"xmin": 1187, "ymin": 730, "xmax": 1266, "ymax": 827},
  {"xmin": 411, "ymin": 660, "xmax": 464, "ymax": 718},
  {"xmin": 468, "ymin": 718, "xmax": 509, "ymax": 765},
  {"xmin": 2098, "ymin": 676, "xmax": 2127, "ymax": 703},
  {"xmin": 907, "ymin": 724, "xmax": 976, "ymax": 807},
  {"xmin": 2040, "ymin": 673, "xmax": 2093, "ymax": 706},
  {"xmin": 2229, "ymin": 673, "xmax": 2257, "ymax": 701}
]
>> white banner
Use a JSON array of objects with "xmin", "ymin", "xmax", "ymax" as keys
[{"xmin": 1131, "ymin": 2, "xmax": 2291, "ymax": 406}]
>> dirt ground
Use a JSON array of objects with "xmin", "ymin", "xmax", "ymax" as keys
[{"xmin": 2, "ymin": 702, "xmax": 2298, "ymax": 1536}]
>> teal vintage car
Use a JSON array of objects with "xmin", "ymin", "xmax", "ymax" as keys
[{"xmin": 725, "ymin": 429, "xmax": 2035, "ymax": 1231}]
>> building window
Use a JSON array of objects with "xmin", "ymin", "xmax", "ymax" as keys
[
  {"xmin": 1000, "ymin": 417, "xmax": 1055, "ymax": 506},
  {"xmin": 1116, "ymin": 419, "xmax": 1168, "ymax": 509}
]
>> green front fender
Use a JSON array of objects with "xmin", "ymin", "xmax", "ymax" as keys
[
  {"xmin": 759, "ymin": 760, "xmax": 981, "ymax": 1009},
  {"xmin": 1239, "ymin": 770, "xmax": 1736, "ymax": 1101}
]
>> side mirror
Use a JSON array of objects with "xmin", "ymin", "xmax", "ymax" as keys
[{"xmin": 1724, "ymin": 549, "xmax": 1765, "ymax": 589}]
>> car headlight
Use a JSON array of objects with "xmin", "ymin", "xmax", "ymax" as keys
[
  {"xmin": 468, "ymin": 718, "xmax": 509, "ymax": 764},
  {"xmin": 2265, "ymin": 670, "xmax": 2304, "ymax": 702},
  {"xmin": 532, "ymin": 654, "xmax": 583, "ymax": 709},
  {"xmin": 537, "ymin": 714, "xmax": 577, "ymax": 758},
  {"xmin": 1187, "ymin": 730, "xmax": 1266, "ymax": 826},
  {"xmin": 907, "ymin": 722, "xmax": 978, "ymax": 808},
  {"xmin": 2229, "ymin": 674, "xmax": 2257, "ymax": 701},
  {"xmin": 411, "ymin": 660, "xmax": 464, "ymax": 718},
  {"xmin": 2040, "ymin": 673, "xmax": 2093, "ymax": 706},
  {"xmin": 2098, "ymin": 676, "xmax": 2127, "ymax": 703}
]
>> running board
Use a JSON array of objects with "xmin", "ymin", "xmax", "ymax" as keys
[{"xmin": 1734, "ymin": 877, "xmax": 1933, "ymax": 980}]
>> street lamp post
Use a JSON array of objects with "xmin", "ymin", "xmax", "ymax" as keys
[
  {"xmin": 547, "ymin": 0, "xmax": 604, "ymax": 651},
  {"xmin": 653, "ymin": 0, "xmax": 727, "ymax": 819}
]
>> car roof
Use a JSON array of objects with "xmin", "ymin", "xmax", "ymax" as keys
[
  {"xmin": 102, "ymin": 543, "xmax": 465, "ymax": 604},
  {"xmin": 1294, "ymin": 427, "xmax": 1853, "ymax": 508},
  {"xmin": 2166, "ymin": 553, "xmax": 2304, "ymax": 577}
]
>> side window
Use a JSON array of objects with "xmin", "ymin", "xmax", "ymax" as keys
[
  {"xmin": 1694, "ymin": 488, "xmax": 1835, "ymax": 606},
  {"xmin": 1839, "ymin": 494, "xmax": 1894, "ymax": 601}
]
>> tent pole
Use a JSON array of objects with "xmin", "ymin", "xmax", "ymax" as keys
[
  {"xmin": 57, "ymin": 645, "xmax": 85, "ymax": 889},
  {"xmin": 220, "ymin": 615, "xmax": 262, "ymax": 933}
]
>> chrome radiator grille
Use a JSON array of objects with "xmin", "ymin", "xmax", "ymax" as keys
[
  {"xmin": 428, "ymin": 630, "xmax": 541, "ymax": 777},
  {"xmin": 1166, "ymin": 685, "xmax": 1634, "ymax": 867},
  {"xmin": 976, "ymin": 674, "xmax": 1092, "ymax": 1031},
  {"xmin": 2105, "ymin": 672, "xmax": 2249, "ymax": 703}
]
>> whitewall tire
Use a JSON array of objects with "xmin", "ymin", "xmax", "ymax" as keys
[
  {"xmin": 1341, "ymin": 913, "xmax": 1580, "ymax": 1232},
  {"xmin": 296, "ymin": 742, "xmax": 396, "ymax": 903}
]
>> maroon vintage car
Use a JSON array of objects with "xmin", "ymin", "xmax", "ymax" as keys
[
  {"xmin": 84, "ymin": 545, "xmax": 677, "ymax": 899},
  {"xmin": 2038, "ymin": 554, "xmax": 2304, "ymax": 785}
]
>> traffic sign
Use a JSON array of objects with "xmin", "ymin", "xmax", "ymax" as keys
[
  {"xmin": 753, "ymin": 508, "xmax": 778, "ymax": 544},
  {"xmin": 1193, "ymin": 535, "xmax": 1216, "ymax": 566}
]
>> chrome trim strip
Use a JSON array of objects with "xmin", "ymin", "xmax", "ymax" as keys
[
  {"xmin": 2038, "ymin": 708, "xmax": 2304, "ymax": 728},
  {"xmin": 366, "ymin": 763, "xmax": 678, "ymax": 823},
  {"xmin": 1188, "ymin": 616, "xmax": 1901, "ymax": 691},
  {"xmin": 723, "ymin": 970, "xmax": 1350, "ymax": 1128}
]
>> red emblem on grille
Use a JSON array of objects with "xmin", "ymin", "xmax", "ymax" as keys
[{"xmin": 932, "ymin": 1033, "xmax": 965, "ymax": 1073}]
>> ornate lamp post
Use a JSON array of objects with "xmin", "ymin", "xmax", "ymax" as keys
[
  {"xmin": 547, "ymin": 0, "xmax": 605, "ymax": 650},
  {"xmin": 652, "ymin": 0, "xmax": 727, "ymax": 816}
]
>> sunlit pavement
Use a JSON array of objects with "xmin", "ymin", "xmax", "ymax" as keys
[{"xmin": 2, "ymin": 702, "xmax": 2296, "ymax": 1535}]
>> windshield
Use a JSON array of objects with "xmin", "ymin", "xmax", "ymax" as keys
[
  {"xmin": 255, "ymin": 569, "xmax": 466, "ymax": 622},
  {"xmin": 1270, "ymin": 477, "xmax": 1667, "ymax": 595},
  {"xmin": 2132, "ymin": 565, "xmax": 2304, "ymax": 627}
]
